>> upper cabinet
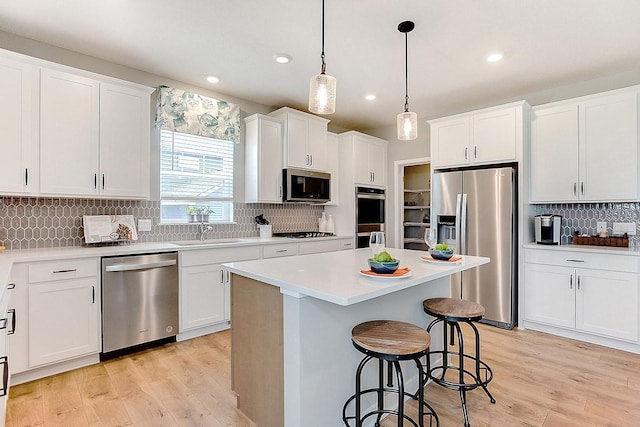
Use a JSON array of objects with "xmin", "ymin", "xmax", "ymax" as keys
[
  {"xmin": 269, "ymin": 107, "xmax": 330, "ymax": 172},
  {"xmin": 430, "ymin": 101, "xmax": 527, "ymax": 169},
  {"xmin": 244, "ymin": 114, "xmax": 283, "ymax": 203},
  {"xmin": 40, "ymin": 68, "xmax": 152, "ymax": 199},
  {"xmin": 530, "ymin": 89, "xmax": 638, "ymax": 203},
  {"xmin": 325, "ymin": 132, "xmax": 340, "ymax": 205},
  {"xmin": 338, "ymin": 131, "xmax": 387, "ymax": 187},
  {"xmin": 0, "ymin": 54, "xmax": 38, "ymax": 196}
]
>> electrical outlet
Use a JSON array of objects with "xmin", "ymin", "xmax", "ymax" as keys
[
  {"xmin": 613, "ymin": 222, "xmax": 636, "ymax": 236},
  {"xmin": 138, "ymin": 218, "xmax": 152, "ymax": 232},
  {"xmin": 596, "ymin": 222, "xmax": 607, "ymax": 233}
]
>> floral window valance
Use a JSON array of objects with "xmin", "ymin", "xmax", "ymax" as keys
[{"xmin": 155, "ymin": 86, "xmax": 240, "ymax": 143}]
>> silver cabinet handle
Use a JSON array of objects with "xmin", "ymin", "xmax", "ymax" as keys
[
  {"xmin": 105, "ymin": 259, "xmax": 176, "ymax": 272},
  {"xmin": 102, "ymin": 174, "xmax": 105, "ymax": 190},
  {"xmin": 577, "ymin": 276, "xmax": 581, "ymax": 290},
  {"xmin": 53, "ymin": 269, "xmax": 77, "ymax": 274},
  {"xmin": 570, "ymin": 275, "xmax": 573, "ymax": 289},
  {"xmin": 7, "ymin": 309, "xmax": 15, "ymax": 335},
  {"xmin": 474, "ymin": 146, "xmax": 477, "ymax": 159},
  {"xmin": 7, "ymin": 283, "xmax": 15, "ymax": 290},
  {"xmin": 25, "ymin": 168, "xmax": 28, "ymax": 186},
  {"xmin": 464, "ymin": 147, "xmax": 468, "ymax": 160},
  {"xmin": 0, "ymin": 318, "xmax": 7, "ymax": 330},
  {"xmin": 566, "ymin": 259, "xmax": 585, "ymax": 263},
  {"xmin": 92, "ymin": 286, "xmax": 95, "ymax": 304},
  {"xmin": 0, "ymin": 356, "xmax": 7, "ymax": 397},
  {"xmin": 309, "ymin": 155, "xmax": 313, "ymax": 166},
  {"xmin": 276, "ymin": 249, "xmax": 288, "ymax": 253},
  {"xmin": 581, "ymin": 182, "xmax": 584, "ymax": 195},
  {"xmin": 573, "ymin": 182, "xmax": 577, "ymax": 196}
]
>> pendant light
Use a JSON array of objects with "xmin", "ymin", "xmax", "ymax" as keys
[
  {"xmin": 309, "ymin": 0, "xmax": 336, "ymax": 114},
  {"xmin": 397, "ymin": 20, "xmax": 417, "ymax": 140}
]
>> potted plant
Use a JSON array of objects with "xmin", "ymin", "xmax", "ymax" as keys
[
  {"xmin": 196, "ymin": 206, "xmax": 214, "ymax": 223},
  {"xmin": 186, "ymin": 205, "xmax": 199, "ymax": 223}
]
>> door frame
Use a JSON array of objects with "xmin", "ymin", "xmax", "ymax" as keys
[{"xmin": 393, "ymin": 157, "xmax": 431, "ymax": 249}]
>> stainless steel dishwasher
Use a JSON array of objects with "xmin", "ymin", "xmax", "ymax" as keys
[{"xmin": 101, "ymin": 252, "xmax": 178, "ymax": 358}]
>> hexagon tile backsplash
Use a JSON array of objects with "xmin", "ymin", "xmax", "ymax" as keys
[
  {"xmin": 535, "ymin": 203, "xmax": 640, "ymax": 247},
  {"xmin": 0, "ymin": 197, "xmax": 325, "ymax": 250}
]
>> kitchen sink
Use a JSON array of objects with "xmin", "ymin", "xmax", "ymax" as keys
[{"xmin": 173, "ymin": 239, "xmax": 244, "ymax": 246}]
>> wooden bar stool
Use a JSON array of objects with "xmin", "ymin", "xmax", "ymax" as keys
[
  {"xmin": 422, "ymin": 298, "xmax": 495, "ymax": 427},
  {"xmin": 342, "ymin": 320, "xmax": 439, "ymax": 427}
]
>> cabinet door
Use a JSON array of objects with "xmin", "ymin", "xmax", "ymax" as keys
[
  {"xmin": 28, "ymin": 278, "xmax": 99, "ymax": 367},
  {"xmin": 579, "ymin": 92, "xmax": 638, "ymax": 201},
  {"xmin": 368, "ymin": 140, "xmax": 387, "ymax": 186},
  {"xmin": 325, "ymin": 132, "xmax": 339, "ymax": 205},
  {"xmin": 99, "ymin": 83, "xmax": 150, "ymax": 198},
  {"xmin": 576, "ymin": 269, "xmax": 638, "ymax": 341},
  {"xmin": 284, "ymin": 114, "xmax": 309, "ymax": 169},
  {"xmin": 40, "ymin": 68, "xmax": 100, "ymax": 196},
  {"xmin": 307, "ymin": 119, "xmax": 327, "ymax": 171},
  {"xmin": 472, "ymin": 107, "xmax": 516, "ymax": 163},
  {"xmin": 0, "ymin": 56, "xmax": 37, "ymax": 195},
  {"xmin": 180, "ymin": 264, "xmax": 226, "ymax": 331},
  {"xmin": 430, "ymin": 117, "xmax": 470, "ymax": 168},
  {"xmin": 353, "ymin": 136, "xmax": 371, "ymax": 184},
  {"xmin": 7, "ymin": 264, "xmax": 28, "ymax": 375},
  {"xmin": 530, "ymin": 105, "xmax": 579, "ymax": 202},
  {"xmin": 259, "ymin": 118, "xmax": 283, "ymax": 203},
  {"xmin": 524, "ymin": 263, "xmax": 575, "ymax": 328}
]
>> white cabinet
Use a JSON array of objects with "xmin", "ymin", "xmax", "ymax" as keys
[
  {"xmin": 530, "ymin": 90, "xmax": 638, "ymax": 202},
  {"xmin": 340, "ymin": 131, "xmax": 388, "ymax": 187},
  {"xmin": 262, "ymin": 243, "xmax": 298, "ymax": 258},
  {"xmin": 430, "ymin": 102, "xmax": 525, "ymax": 169},
  {"xmin": 39, "ymin": 68, "xmax": 152, "ymax": 199},
  {"xmin": 179, "ymin": 246, "xmax": 260, "ymax": 334},
  {"xmin": 244, "ymin": 114, "xmax": 283, "ymax": 203},
  {"xmin": 269, "ymin": 107, "xmax": 330, "ymax": 171},
  {"xmin": 26, "ymin": 258, "xmax": 100, "ymax": 367},
  {"xmin": 7, "ymin": 263, "xmax": 28, "ymax": 376},
  {"xmin": 0, "ymin": 55, "xmax": 38, "ymax": 196},
  {"xmin": 325, "ymin": 132, "xmax": 339, "ymax": 205},
  {"xmin": 524, "ymin": 248, "xmax": 639, "ymax": 343},
  {"xmin": 297, "ymin": 238, "xmax": 354, "ymax": 255}
]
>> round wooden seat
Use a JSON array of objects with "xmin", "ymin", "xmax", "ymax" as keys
[
  {"xmin": 423, "ymin": 297, "xmax": 485, "ymax": 321},
  {"xmin": 351, "ymin": 320, "xmax": 431, "ymax": 358}
]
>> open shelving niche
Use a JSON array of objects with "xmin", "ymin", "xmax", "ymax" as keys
[{"xmin": 402, "ymin": 163, "xmax": 431, "ymax": 250}]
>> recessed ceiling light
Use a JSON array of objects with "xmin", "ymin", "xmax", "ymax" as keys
[
  {"xmin": 486, "ymin": 52, "xmax": 504, "ymax": 63},
  {"xmin": 365, "ymin": 94, "xmax": 377, "ymax": 101},
  {"xmin": 274, "ymin": 54, "xmax": 292, "ymax": 64},
  {"xmin": 206, "ymin": 75, "xmax": 220, "ymax": 84}
]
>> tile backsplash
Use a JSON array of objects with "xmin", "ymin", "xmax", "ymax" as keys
[
  {"xmin": 0, "ymin": 197, "xmax": 326, "ymax": 250},
  {"xmin": 535, "ymin": 203, "xmax": 640, "ymax": 247}
]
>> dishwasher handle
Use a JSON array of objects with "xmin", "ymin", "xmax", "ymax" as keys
[{"xmin": 105, "ymin": 259, "xmax": 177, "ymax": 272}]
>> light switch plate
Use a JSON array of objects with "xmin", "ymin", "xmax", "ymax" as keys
[
  {"xmin": 596, "ymin": 222, "xmax": 607, "ymax": 233},
  {"xmin": 613, "ymin": 222, "xmax": 636, "ymax": 236},
  {"xmin": 138, "ymin": 218, "xmax": 152, "ymax": 232}
]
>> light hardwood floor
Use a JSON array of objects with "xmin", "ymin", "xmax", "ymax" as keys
[{"xmin": 7, "ymin": 325, "xmax": 640, "ymax": 426}]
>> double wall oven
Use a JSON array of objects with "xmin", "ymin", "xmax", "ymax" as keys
[{"xmin": 355, "ymin": 186, "xmax": 385, "ymax": 248}]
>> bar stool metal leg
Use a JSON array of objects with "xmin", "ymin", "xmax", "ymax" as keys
[{"xmin": 469, "ymin": 321, "xmax": 496, "ymax": 404}]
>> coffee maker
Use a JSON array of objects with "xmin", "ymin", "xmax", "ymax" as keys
[{"xmin": 535, "ymin": 214, "xmax": 562, "ymax": 245}]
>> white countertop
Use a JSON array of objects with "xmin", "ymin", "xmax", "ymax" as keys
[
  {"xmin": 523, "ymin": 242, "xmax": 640, "ymax": 256},
  {"xmin": 223, "ymin": 248, "xmax": 489, "ymax": 306},
  {"xmin": 0, "ymin": 235, "xmax": 353, "ymax": 303}
]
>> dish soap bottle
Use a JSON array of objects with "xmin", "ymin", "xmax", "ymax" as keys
[
  {"xmin": 319, "ymin": 212, "xmax": 327, "ymax": 232},
  {"xmin": 326, "ymin": 214, "xmax": 335, "ymax": 234}
]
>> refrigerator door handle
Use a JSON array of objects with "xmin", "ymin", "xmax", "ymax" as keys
[
  {"xmin": 460, "ymin": 193, "xmax": 468, "ymax": 255},
  {"xmin": 455, "ymin": 193, "xmax": 462, "ymax": 250}
]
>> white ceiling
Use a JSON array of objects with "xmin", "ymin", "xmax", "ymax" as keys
[{"xmin": 1, "ymin": 0, "xmax": 640, "ymax": 131}]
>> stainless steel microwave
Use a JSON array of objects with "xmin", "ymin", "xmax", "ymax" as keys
[{"xmin": 283, "ymin": 168, "xmax": 331, "ymax": 203}]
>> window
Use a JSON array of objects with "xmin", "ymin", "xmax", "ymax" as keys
[{"xmin": 160, "ymin": 130, "xmax": 234, "ymax": 223}]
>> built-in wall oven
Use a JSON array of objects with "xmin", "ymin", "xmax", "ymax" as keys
[{"xmin": 355, "ymin": 186, "xmax": 385, "ymax": 248}]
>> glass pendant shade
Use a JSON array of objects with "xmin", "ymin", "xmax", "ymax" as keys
[
  {"xmin": 397, "ymin": 110, "xmax": 418, "ymax": 140},
  {"xmin": 309, "ymin": 73, "xmax": 336, "ymax": 114}
]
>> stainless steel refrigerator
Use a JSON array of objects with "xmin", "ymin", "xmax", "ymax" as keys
[{"xmin": 432, "ymin": 165, "xmax": 517, "ymax": 329}]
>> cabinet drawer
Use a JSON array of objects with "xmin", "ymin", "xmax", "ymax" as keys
[
  {"xmin": 338, "ymin": 238, "xmax": 355, "ymax": 250},
  {"xmin": 181, "ymin": 246, "xmax": 261, "ymax": 267},
  {"xmin": 524, "ymin": 249, "xmax": 639, "ymax": 273},
  {"xmin": 28, "ymin": 258, "xmax": 98, "ymax": 283},
  {"xmin": 263, "ymin": 243, "xmax": 298, "ymax": 258},
  {"xmin": 298, "ymin": 240, "xmax": 340, "ymax": 255}
]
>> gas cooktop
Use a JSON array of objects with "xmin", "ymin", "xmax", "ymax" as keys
[{"xmin": 273, "ymin": 231, "xmax": 335, "ymax": 238}]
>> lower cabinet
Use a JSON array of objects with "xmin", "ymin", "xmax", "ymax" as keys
[
  {"xmin": 28, "ymin": 278, "xmax": 99, "ymax": 366},
  {"xmin": 524, "ymin": 248, "xmax": 639, "ymax": 343},
  {"xmin": 179, "ymin": 246, "xmax": 261, "ymax": 334},
  {"xmin": 8, "ymin": 258, "xmax": 100, "ymax": 380}
]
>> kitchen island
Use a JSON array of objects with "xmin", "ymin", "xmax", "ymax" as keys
[{"xmin": 222, "ymin": 248, "xmax": 489, "ymax": 427}]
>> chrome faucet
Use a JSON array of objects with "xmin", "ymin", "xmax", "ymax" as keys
[{"xmin": 200, "ymin": 222, "xmax": 214, "ymax": 241}]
